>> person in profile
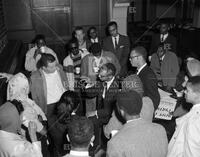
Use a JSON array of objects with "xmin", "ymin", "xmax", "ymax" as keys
[{"xmin": 63, "ymin": 116, "xmax": 94, "ymax": 157}]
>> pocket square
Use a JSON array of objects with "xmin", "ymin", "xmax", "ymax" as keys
[{"xmin": 119, "ymin": 45, "xmax": 124, "ymax": 48}]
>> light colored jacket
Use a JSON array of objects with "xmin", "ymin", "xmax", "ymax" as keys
[
  {"xmin": 151, "ymin": 51, "xmax": 179, "ymax": 87},
  {"xmin": 63, "ymin": 50, "xmax": 89, "ymax": 90},
  {"xmin": 167, "ymin": 104, "xmax": 200, "ymax": 157},
  {"xmin": 0, "ymin": 130, "xmax": 42, "ymax": 157},
  {"xmin": 30, "ymin": 65, "xmax": 69, "ymax": 114},
  {"xmin": 107, "ymin": 118, "xmax": 168, "ymax": 157},
  {"xmin": 25, "ymin": 46, "xmax": 59, "ymax": 72},
  {"xmin": 104, "ymin": 97, "xmax": 154, "ymax": 138}
]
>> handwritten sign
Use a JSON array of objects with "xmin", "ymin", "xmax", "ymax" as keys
[{"xmin": 155, "ymin": 96, "xmax": 177, "ymax": 120}]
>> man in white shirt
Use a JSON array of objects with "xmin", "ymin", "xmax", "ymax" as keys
[
  {"xmin": 63, "ymin": 117, "xmax": 94, "ymax": 157},
  {"xmin": 167, "ymin": 76, "xmax": 200, "ymax": 157}
]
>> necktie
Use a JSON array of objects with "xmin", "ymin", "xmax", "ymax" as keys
[
  {"xmin": 114, "ymin": 37, "xmax": 118, "ymax": 49},
  {"xmin": 102, "ymin": 82, "xmax": 107, "ymax": 98},
  {"xmin": 161, "ymin": 35, "xmax": 164, "ymax": 42}
]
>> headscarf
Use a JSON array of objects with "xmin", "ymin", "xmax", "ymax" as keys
[
  {"xmin": 0, "ymin": 102, "xmax": 21, "ymax": 134},
  {"xmin": 7, "ymin": 73, "xmax": 47, "ymax": 131},
  {"xmin": 187, "ymin": 58, "xmax": 200, "ymax": 77},
  {"xmin": 7, "ymin": 73, "xmax": 29, "ymax": 101}
]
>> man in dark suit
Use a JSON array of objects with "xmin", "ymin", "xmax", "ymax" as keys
[
  {"xmin": 149, "ymin": 22, "xmax": 177, "ymax": 59},
  {"xmin": 107, "ymin": 91, "xmax": 168, "ymax": 157},
  {"xmin": 102, "ymin": 21, "xmax": 130, "ymax": 78},
  {"xmin": 87, "ymin": 26, "xmax": 102, "ymax": 50},
  {"xmin": 129, "ymin": 46, "xmax": 160, "ymax": 110},
  {"xmin": 82, "ymin": 63, "xmax": 120, "ymax": 152}
]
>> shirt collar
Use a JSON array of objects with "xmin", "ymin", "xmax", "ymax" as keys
[
  {"xmin": 70, "ymin": 150, "xmax": 89, "ymax": 156},
  {"xmin": 137, "ymin": 63, "xmax": 147, "ymax": 75},
  {"xmin": 106, "ymin": 76, "xmax": 115, "ymax": 89},
  {"xmin": 127, "ymin": 117, "xmax": 142, "ymax": 123}
]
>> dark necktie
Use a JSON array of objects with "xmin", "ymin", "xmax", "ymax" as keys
[
  {"xmin": 114, "ymin": 37, "xmax": 118, "ymax": 49},
  {"xmin": 161, "ymin": 35, "xmax": 164, "ymax": 42},
  {"xmin": 102, "ymin": 82, "xmax": 107, "ymax": 98}
]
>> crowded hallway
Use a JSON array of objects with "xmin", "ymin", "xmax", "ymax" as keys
[{"xmin": 1, "ymin": 0, "xmax": 200, "ymax": 157}]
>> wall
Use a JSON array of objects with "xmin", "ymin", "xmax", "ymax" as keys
[{"xmin": 0, "ymin": 0, "xmax": 6, "ymax": 53}]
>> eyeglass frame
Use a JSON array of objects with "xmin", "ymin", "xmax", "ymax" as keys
[{"xmin": 129, "ymin": 55, "xmax": 141, "ymax": 60}]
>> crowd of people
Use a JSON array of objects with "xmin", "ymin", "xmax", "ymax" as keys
[{"xmin": 0, "ymin": 20, "xmax": 200, "ymax": 157}]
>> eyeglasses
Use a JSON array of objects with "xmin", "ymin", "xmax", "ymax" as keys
[{"xmin": 129, "ymin": 55, "xmax": 140, "ymax": 60}]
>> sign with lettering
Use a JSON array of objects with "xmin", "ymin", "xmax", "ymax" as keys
[{"xmin": 155, "ymin": 97, "xmax": 177, "ymax": 120}]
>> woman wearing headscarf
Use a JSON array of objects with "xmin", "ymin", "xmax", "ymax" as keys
[
  {"xmin": 6, "ymin": 73, "xmax": 48, "ymax": 156},
  {"xmin": 0, "ymin": 101, "xmax": 42, "ymax": 157}
]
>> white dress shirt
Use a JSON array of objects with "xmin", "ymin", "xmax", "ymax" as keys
[
  {"xmin": 43, "ymin": 70, "xmax": 65, "ymax": 104},
  {"xmin": 160, "ymin": 33, "xmax": 168, "ymax": 42},
  {"xmin": 137, "ymin": 63, "xmax": 147, "ymax": 75},
  {"xmin": 112, "ymin": 35, "xmax": 119, "ymax": 48},
  {"xmin": 102, "ymin": 77, "xmax": 115, "ymax": 98},
  {"xmin": 167, "ymin": 103, "xmax": 200, "ymax": 157}
]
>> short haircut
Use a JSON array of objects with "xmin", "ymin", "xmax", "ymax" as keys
[
  {"xmin": 89, "ymin": 43, "xmax": 102, "ymax": 55},
  {"xmin": 122, "ymin": 74, "xmax": 144, "ymax": 97},
  {"xmin": 131, "ymin": 46, "xmax": 147, "ymax": 60},
  {"xmin": 87, "ymin": 26, "xmax": 97, "ymax": 37},
  {"xmin": 103, "ymin": 63, "xmax": 116, "ymax": 76},
  {"xmin": 187, "ymin": 76, "xmax": 200, "ymax": 93},
  {"xmin": 117, "ymin": 90, "xmax": 142, "ymax": 116},
  {"xmin": 68, "ymin": 116, "xmax": 94, "ymax": 148},
  {"xmin": 68, "ymin": 38, "xmax": 79, "ymax": 48},
  {"xmin": 37, "ymin": 53, "xmax": 56, "ymax": 68},
  {"xmin": 74, "ymin": 26, "xmax": 84, "ymax": 33},
  {"xmin": 34, "ymin": 34, "xmax": 46, "ymax": 44},
  {"xmin": 107, "ymin": 21, "xmax": 118, "ymax": 28}
]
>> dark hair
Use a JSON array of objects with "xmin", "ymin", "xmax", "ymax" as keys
[
  {"xmin": 89, "ymin": 43, "xmax": 102, "ymax": 55},
  {"xmin": 131, "ymin": 46, "xmax": 147, "ymax": 60},
  {"xmin": 9, "ymin": 99, "xmax": 24, "ymax": 115},
  {"xmin": 57, "ymin": 91, "xmax": 80, "ymax": 123},
  {"xmin": 33, "ymin": 34, "xmax": 46, "ymax": 44},
  {"xmin": 104, "ymin": 63, "xmax": 117, "ymax": 76},
  {"xmin": 68, "ymin": 116, "xmax": 94, "ymax": 148},
  {"xmin": 187, "ymin": 76, "xmax": 200, "ymax": 93},
  {"xmin": 37, "ymin": 53, "xmax": 56, "ymax": 69},
  {"xmin": 87, "ymin": 26, "xmax": 97, "ymax": 38},
  {"xmin": 117, "ymin": 90, "xmax": 142, "ymax": 116},
  {"xmin": 107, "ymin": 21, "xmax": 118, "ymax": 28}
]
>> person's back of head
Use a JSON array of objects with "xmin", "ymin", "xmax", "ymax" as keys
[
  {"xmin": 37, "ymin": 53, "xmax": 56, "ymax": 69},
  {"xmin": 89, "ymin": 43, "xmax": 102, "ymax": 57},
  {"xmin": 67, "ymin": 116, "xmax": 94, "ymax": 149},
  {"xmin": 116, "ymin": 90, "xmax": 142, "ymax": 120}
]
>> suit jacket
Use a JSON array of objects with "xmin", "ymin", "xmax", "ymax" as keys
[
  {"xmin": 102, "ymin": 35, "xmax": 130, "ymax": 77},
  {"xmin": 151, "ymin": 51, "xmax": 179, "ymax": 87},
  {"xmin": 107, "ymin": 119, "xmax": 168, "ymax": 157},
  {"xmin": 138, "ymin": 65, "xmax": 160, "ymax": 109},
  {"xmin": 84, "ymin": 78, "xmax": 120, "ymax": 125},
  {"xmin": 150, "ymin": 33, "xmax": 177, "ymax": 55}
]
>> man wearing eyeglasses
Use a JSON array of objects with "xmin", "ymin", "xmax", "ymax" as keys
[
  {"xmin": 129, "ymin": 46, "xmax": 160, "ymax": 110},
  {"xmin": 63, "ymin": 38, "xmax": 89, "ymax": 91}
]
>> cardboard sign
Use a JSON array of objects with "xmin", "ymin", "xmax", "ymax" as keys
[{"xmin": 155, "ymin": 97, "xmax": 177, "ymax": 120}]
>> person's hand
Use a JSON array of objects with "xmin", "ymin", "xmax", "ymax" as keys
[
  {"xmin": 0, "ymin": 73, "xmax": 13, "ymax": 82},
  {"xmin": 173, "ymin": 88, "xmax": 184, "ymax": 97},
  {"xmin": 80, "ymin": 76, "xmax": 92, "ymax": 84},
  {"xmin": 34, "ymin": 49, "xmax": 42, "ymax": 59},
  {"xmin": 38, "ymin": 115, "xmax": 43, "ymax": 122},
  {"xmin": 86, "ymin": 111, "xmax": 97, "ymax": 118},
  {"xmin": 28, "ymin": 121, "xmax": 37, "ymax": 142}
]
